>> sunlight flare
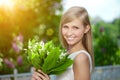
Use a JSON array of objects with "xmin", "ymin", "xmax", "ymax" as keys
[{"xmin": 0, "ymin": 0, "xmax": 15, "ymax": 9}]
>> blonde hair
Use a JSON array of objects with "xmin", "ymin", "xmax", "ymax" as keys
[{"xmin": 59, "ymin": 6, "xmax": 94, "ymax": 68}]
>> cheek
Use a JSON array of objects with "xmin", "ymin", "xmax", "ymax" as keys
[
  {"xmin": 61, "ymin": 29, "xmax": 66, "ymax": 35},
  {"xmin": 76, "ymin": 30, "xmax": 85, "ymax": 37}
]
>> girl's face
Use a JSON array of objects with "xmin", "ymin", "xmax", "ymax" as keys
[{"xmin": 62, "ymin": 19, "xmax": 88, "ymax": 47}]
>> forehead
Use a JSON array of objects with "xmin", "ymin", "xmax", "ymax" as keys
[{"xmin": 63, "ymin": 19, "xmax": 83, "ymax": 26}]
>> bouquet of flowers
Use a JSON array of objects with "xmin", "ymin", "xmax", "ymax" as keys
[{"xmin": 26, "ymin": 39, "xmax": 73, "ymax": 75}]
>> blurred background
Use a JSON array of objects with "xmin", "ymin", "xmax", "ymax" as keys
[{"xmin": 0, "ymin": 0, "xmax": 120, "ymax": 74}]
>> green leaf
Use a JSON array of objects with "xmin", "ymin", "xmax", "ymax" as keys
[
  {"xmin": 48, "ymin": 59, "xmax": 73, "ymax": 75},
  {"xmin": 42, "ymin": 47, "xmax": 61, "ymax": 73},
  {"xmin": 26, "ymin": 39, "xmax": 73, "ymax": 75}
]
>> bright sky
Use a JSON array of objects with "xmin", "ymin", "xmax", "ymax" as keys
[{"xmin": 63, "ymin": 0, "xmax": 120, "ymax": 22}]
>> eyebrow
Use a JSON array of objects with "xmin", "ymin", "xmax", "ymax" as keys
[{"xmin": 63, "ymin": 24, "xmax": 80, "ymax": 27}]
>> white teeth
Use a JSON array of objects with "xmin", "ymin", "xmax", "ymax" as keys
[{"xmin": 67, "ymin": 37, "xmax": 74, "ymax": 40}]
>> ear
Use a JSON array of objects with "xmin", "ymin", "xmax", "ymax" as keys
[{"xmin": 84, "ymin": 25, "xmax": 90, "ymax": 33}]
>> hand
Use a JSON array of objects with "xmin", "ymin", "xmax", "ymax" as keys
[{"xmin": 31, "ymin": 69, "xmax": 50, "ymax": 80}]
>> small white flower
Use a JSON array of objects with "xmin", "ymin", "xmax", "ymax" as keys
[
  {"xmin": 40, "ymin": 41, "xmax": 44, "ymax": 46},
  {"xmin": 60, "ymin": 52, "xmax": 67, "ymax": 59},
  {"xmin": 47, "ymin": 51, "xmax": 50, "ymax": 55},
  {"xmin": 40, "ymin": 41, "xmax": 45, "ymax": 50}
]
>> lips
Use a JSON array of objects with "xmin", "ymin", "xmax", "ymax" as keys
[
  {"xmin": 67, "ymin": 37, "xmax": 74, "ymax": 40},
  {"xmin": 66, "ymin": 37, "xmax": 75, "ymax": 41}
]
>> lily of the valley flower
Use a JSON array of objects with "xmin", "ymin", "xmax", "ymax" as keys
[{"xmin": 26, "ymin": 39, "xmax": 73, "ymax": 75}]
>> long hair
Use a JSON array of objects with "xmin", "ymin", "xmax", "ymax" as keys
[{"xmin": 59, "ymin": 6, "xmax": 94, "ymax": 68}]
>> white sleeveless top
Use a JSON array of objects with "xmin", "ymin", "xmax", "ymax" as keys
[{"xmin": 55, "ymin": 50, "xmax": 92, "ymax": 80}]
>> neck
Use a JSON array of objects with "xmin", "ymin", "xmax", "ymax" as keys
[{"xmin": 67, "ymin": 41, "xmax": 86, "ymax": 54}]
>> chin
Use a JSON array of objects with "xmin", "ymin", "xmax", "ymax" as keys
[
  {"xmin": 67, "ymin": 40, "xmax": 80, "ymax": 47},
  {"xmin": 67, "ymin": 42, "xmax": 76, "ymax": 46}
]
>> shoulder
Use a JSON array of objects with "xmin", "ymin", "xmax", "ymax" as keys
[
  {"xmin": 73, "ymin": 52, "xmax": 90, "ymax": 70},
  {"xmin": 74, "ymin": 52, "xmax": 89, "ymax": 64},
  {"xmin": 73, "ymin": 52, "xmax": 91, "ymax": 79}
]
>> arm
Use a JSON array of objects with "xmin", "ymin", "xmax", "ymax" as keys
[
  {"xmin": 32, "ymin": 69, "xmax": 50, "ymax": 80},
  {"xmin": 73, "ymin": 53, "xmax": 90, "ymax": 80}
]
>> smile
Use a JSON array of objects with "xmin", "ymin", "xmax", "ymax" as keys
[{"xmin": 67, "ymin": 37, "xmax": 75, "ymax": 41}]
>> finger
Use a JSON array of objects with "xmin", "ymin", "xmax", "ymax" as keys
[
  {"xmin": 37, "ymin": 69, "xmax": 49, "ymax": 77},
  {"xmin": 36, "ymin": 69, "xmax": 50, "ymax": 80},
  {"xmin": 32, "ymin": 72, "xmax": 42, "ymax": 80},
  {"xmin": 37, "ymin": 69, "xmax": 45, "ymax": 75},
  {"xmin": 44, "ymin": 74, "xmax": 50, "ymax": 80},
  {"xmin": 35, "ymin": 71, "xmax": 46, "ymax": 80},
  {"xmin": 37, "ymin": 70, "xmax": 50, "ymax": 80}
]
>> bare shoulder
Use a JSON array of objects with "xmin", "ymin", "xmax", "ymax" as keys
[
  {"xmin": 74, "ymin": 52, "xmax": 89, "ymax": 64},
  {"xmin": 73, "ymin": 52, "xmax": 90, "ymax": 80}
]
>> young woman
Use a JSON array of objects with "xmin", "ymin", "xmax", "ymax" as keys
[{"xmin": 32, "ymin": 6, "xmax": 94, "ymax": 80}]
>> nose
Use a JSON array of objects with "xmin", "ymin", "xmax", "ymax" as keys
[{"xmin": 67, "ymin": 28, "xmax": 73, "ymax": 36}]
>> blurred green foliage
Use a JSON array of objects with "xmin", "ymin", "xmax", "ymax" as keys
[
  {"xmin": 92, "ymin": 18, "xmax": 120, "ymax": 66},
  {"xmin": 0, "ymin": 0, "xmax": 63, "ymax": 74}
]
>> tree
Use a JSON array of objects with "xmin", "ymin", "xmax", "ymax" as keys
[
  {"xmin": 0, "ymin": 0, "xmax": 63, "ymax": 74},
  {"xmin": 93, "ymin": 20, "xmax": 120, "ymax": 66}
]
